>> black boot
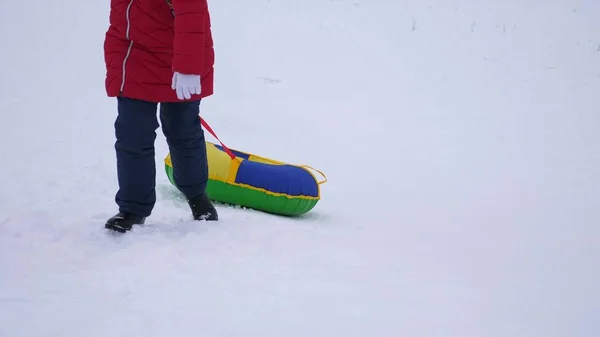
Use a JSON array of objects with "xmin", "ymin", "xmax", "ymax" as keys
[
  {"xmin": 187, "ymin": 193, "xmax": 218, "ymax": 221},
  {"xmin": 105, "ymin": 212, "xmax": 146, "ymax": 233}
]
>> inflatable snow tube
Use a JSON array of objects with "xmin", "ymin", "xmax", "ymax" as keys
[{"xmin": 164, "ymin": 140, "xmax": 327, "ymax": 216}]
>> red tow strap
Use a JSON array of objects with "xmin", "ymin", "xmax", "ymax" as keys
[{"xmin": 200, "ymin": 117, "xmax": 236, "ymax": 160}]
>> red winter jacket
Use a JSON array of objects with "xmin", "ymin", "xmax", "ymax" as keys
[{"xmin": 104, "ymin": 0, "xmax": 214, "ymax": 102}]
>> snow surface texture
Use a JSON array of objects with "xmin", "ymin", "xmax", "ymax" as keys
[{"xmin": 1, "ymin": 0, "xmax": 599, "ymax": 336}]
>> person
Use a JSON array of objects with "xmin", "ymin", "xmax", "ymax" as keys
[{"xmin": 103, "ymin": 0, "xmax": 218, "ymax": 233}]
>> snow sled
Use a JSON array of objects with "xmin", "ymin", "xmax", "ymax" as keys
[{"xmin": 164, "ymin": 119, "xmax": 327, "ymax": 216}]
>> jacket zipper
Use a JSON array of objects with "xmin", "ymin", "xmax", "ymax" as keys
[
  {"xmin": 166, "ymin": 0, "xmax": 174, "ymax": 17},
  {"xmin": 120, "ymin": 0, "xmax": 135, "ymax": 95}
]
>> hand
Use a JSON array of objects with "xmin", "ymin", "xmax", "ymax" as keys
[{"xmin": 171, "ymin": 71, "xmax": 201, "ymax": 100}]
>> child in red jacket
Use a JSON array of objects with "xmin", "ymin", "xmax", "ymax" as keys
[{"xmin": 103, "ymin": 0, "xmax": 217, "ymax": 232}]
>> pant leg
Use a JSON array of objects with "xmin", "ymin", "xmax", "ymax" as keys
[
  {"xmin": 159, "ymin": 99, "xmax": 208, "ymax": 199},
  {"xmin": 114, "ymin": 97, "xmax": 159, "ymax": 217}
]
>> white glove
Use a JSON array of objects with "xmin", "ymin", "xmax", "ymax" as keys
[{"xmin": 171, "ymin": 71, "xmax": 201, "ymax": 100}]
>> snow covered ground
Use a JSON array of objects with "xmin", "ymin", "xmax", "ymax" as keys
[{"xmin": 1, "ymin": 0, "xmax": 599, "ymax": 336}]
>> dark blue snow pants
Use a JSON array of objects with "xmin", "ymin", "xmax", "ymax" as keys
[{"xmin": 114, "ymin": 97, "xmax": 208, "ymax": 217}]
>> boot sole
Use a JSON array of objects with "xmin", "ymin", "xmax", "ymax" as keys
[{"xmin": 105, "ymin": 223, "xmax": 130, "ymax": 233}]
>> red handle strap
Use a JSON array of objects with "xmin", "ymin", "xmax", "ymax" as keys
[{"xmin": 200, "ymin": 117, "xmax": 236, "ymax": 160}]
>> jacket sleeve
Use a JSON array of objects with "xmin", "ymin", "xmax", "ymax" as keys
[{"xmin": 171, "ymin": 0, "xmax": 207, "ymax": 75}]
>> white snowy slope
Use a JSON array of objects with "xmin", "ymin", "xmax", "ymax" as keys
[{"xmin": 1, "ymin": 0, "xmax": 599, "ymax": 336}]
